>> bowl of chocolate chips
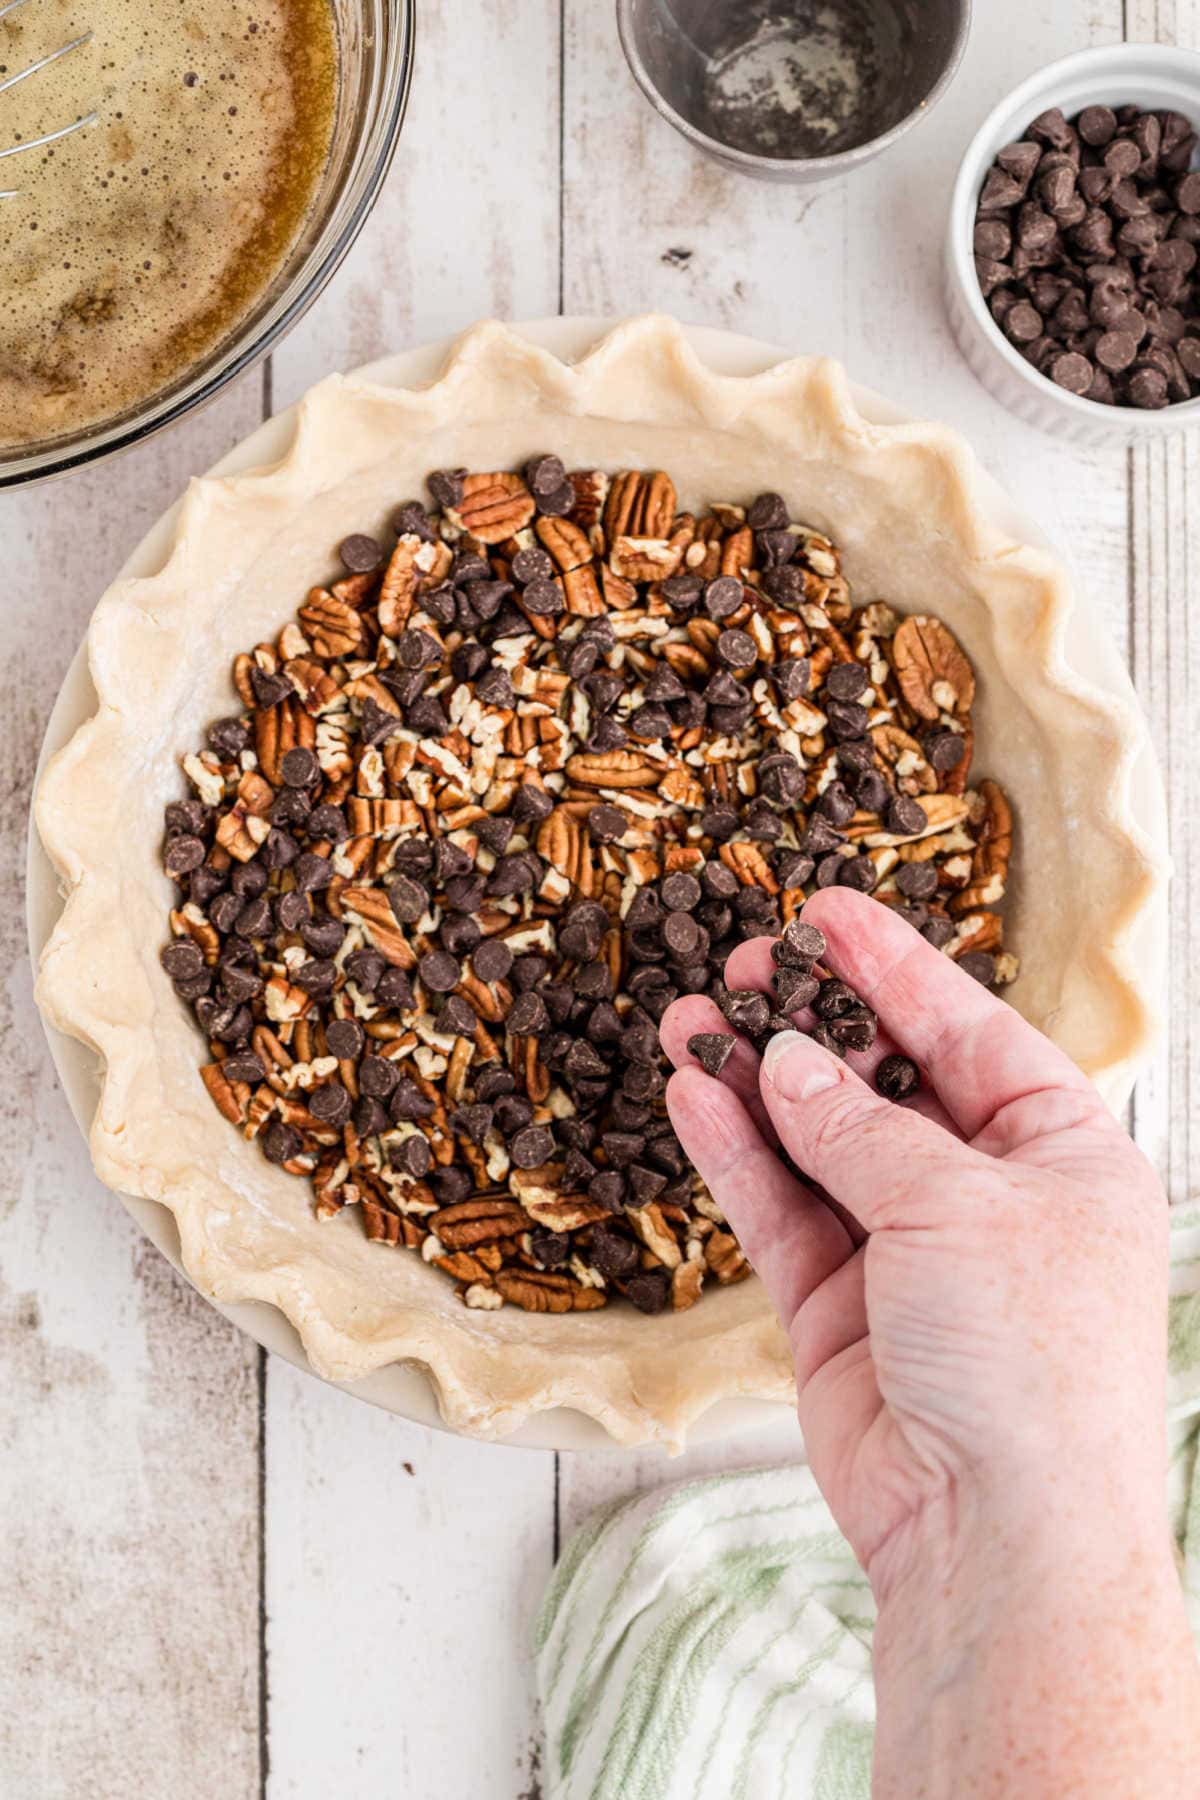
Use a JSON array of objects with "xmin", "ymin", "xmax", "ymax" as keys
[{"xmin": 946, "ymin": 43, "xmax": 1200, "ymax": 441}]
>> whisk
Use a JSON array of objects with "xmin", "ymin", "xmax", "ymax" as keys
[{"xmin": 0, "ymin": 0, "xmax": 96, "ymax": 198}]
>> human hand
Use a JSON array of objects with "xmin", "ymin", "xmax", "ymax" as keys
[
  {"xmin": 662, "ymin": 889, "xmax": 1198, "ymax": 1797},
  {"xmin": 663, "ymin": 886, "xmax": 1168, "ymax": 1585}
]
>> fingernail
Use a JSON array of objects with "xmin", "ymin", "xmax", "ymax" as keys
[{"xmin": 761, "ymin": 1030, "xmax": 843, "ymax": 1101}]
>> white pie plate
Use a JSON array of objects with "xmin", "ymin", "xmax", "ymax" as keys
[{"xmin": 27, "ymin": 317, "xmax": 1169, "ymax": 1451}]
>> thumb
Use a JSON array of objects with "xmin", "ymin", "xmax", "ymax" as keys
[{"xmin": 760, "ymin": 1031, "xmax": 985, "ymax": 1231}]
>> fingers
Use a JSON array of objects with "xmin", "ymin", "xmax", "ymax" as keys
[
  {"xmin": 758, "ymin": 1029, "xmax": 989, "ymax": 1231},
  {"xmin": 666, "ymin": 1066, "xmax": 854, "ymax": 1325},
  {"xmin": 721, "ymin": 932, "xmax": 961, "ymax": 1137},
  {"xmin": 659, "ymin": 995, "xmax": 780, "ymax": 1149},
  {"xmin": 797, "ymin": 889, "xmax": 1101, "ymax": 1142},
  {"xmin": 790, "ymin": 1246, "xmax": 868, "ymax": 1388}
]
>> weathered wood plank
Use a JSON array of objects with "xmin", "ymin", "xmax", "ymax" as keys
[
  {"xmin": 262, "ymin": 4, "xmax": 563, "ymax": 1794},
  {"xmin": 1126, "ymin": 0, "xmax": 1200, "ymax": 1205},
  {"xmin": 1, "ymin": 382, "xmax": 266, "ymax": 1800},
  {"xmin": 264, "ymin": 1364, "xmax": 552, "ymax": 1800}
]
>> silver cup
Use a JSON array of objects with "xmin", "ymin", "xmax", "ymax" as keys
[{"xmin": 617, "ymin": 0, "xmax": 971, "ymax": 183}]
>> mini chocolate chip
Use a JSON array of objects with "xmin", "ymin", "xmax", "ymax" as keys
[
  {"xmin": 208, "ymin": 716, "xmax": 249, "ymax": 758},
  {"xmin": 838, "ymin": 854, "xmax": 877, "ymax": 893},
  {"xmin": 958, "ymin": 950, "xmax": 998, "ymax": 985},
  {"xmin": 624, "ymin": 1270, "xmax": 670, "ymax": 1314},
  {"xmin": 588, "ymin": 1171, "xmax": 626, "ymax": 1213},
  {"xmin": 295, "ymin": 853, "xmax": 334, "ymax": 894},
  {"xmin": 895, "ymin": 861, "xmax": 939, "ymax": 900},
  {"xmin": 824, "ymin": 661, "xmax": 869, "ymax": 702},
  {"xmin": 359, "ymin": 1055, "xmax": 400, "ymax": 1099},
  {"xmin": 221, "ymin": 1051, "xmax": 266, "ymax": 1085},
  {"xmin": 827, "ymin": 1006, "xmax": 878, "ymax": 1052},
  {"xmin": 812, "ymin": 978, "xmax": 857, "ymax": 1021},
  {"xmin": 392, "ymin": 1134, "xmax": 433, "ymax": 1178},
  {"xmin": 418, "ymin": 951, "xmax": 460, "ymax": 993},
  {"xmin": 719, "ymin": 988, "xmax": 771, "ymax": 1035},
  {"xmin": 687, "ymin": 1032, "xmax": 735, "ymax": 1078},
  {"xmin": 436, "ymin": 995, "xmax": 478, "ymax": 1038},
  {"xmin": 390, "ymin": 1079, "xmax": 435, "ymax": 1123},
  {"xmin": 700, "ymin": 805, "xmax": 739, "ymax": 842},
  {"xmin": 388, "ymin": 873, "xmax": 430, "ymax": 924},
  {"xmin": 626, "ymin": 1164, "xmax": 668, "ymax": 1208},
  {"xmin": 925, "ymin": 730, "xmax": 966, "ymax": 772},
  {"xmin": 703, "ymin": 575, "xmax": 744, "ymax": 619},
  {"xmin": 508, "ymin": 991, "xmax": 550, "ymax": 1035},
  {"xmin": 262, "ymin": 1122, "xmax": 301, "ymax": 1165},
  {"xmin": 310, "ymin": 1082, "xmax": 351, "ymax": 1126},
  {"xmin": 160, "ymin": 939, "xmax": 205, "ymax": 981},
  {"xmin": 716, "ymin": 628, "xmax": 756, "ymax": 669},
  {"xmin": 886, "ymin": 794, "xmax": 928, "ymax": 837},
  {"xmin": 325, "ymin": 1018, "xmax": 365, "ymax": 1061},
  {"xmin": 876, "ymin": 1054, "xmax": 922, "ymax": 1101},
  {"xmin": 530, "ymin": 1228, "xmax": 571, "ymax": 1270},
  {"xmin": 377, "ymin": 967, "xmax": 415, "ymax": 1010},
  {"xmin": 818, "ymin": 780, "xmax": 856, "ymax": 828},
  {"xmin": 164, "ymin": 835, "xmax": 206, "ymax": 877},
  {"xmin": 510, "ymin": 1125, "xmax": 554, "ymax": 1169},
  {"xmin": 339, "ymin": 533, "xmax": 382, "ymax": 573},
  {"xmin": 772, "ymin": 658, "xmax": 811, "ymax": 700},
  {"xmin": 774, "ymin": 967, "xmax": 820, "ymax": 1012}
]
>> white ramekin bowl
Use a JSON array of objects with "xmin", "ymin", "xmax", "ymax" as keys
[{"xmin": 946, "ymin": 43, "xmax": 1200, "ymax": 445}]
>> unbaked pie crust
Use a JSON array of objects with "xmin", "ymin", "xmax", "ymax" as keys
[{"xmin": 35, "ymin": 318, "xmax": 1164, "ymax": 1445}]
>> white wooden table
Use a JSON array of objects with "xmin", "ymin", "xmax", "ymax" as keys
[{"xmin": 3, "ymin": 3, "xmax": 1197, "ymax": 1794}]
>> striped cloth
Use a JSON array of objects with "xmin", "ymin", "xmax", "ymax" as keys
[{"xmin": 536, "ymin": 1202, "xmax": 1200, "ymax": 1800}]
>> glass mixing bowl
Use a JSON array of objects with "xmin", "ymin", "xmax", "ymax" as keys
[{"xmin": 0, "ymin": 0, "xmax": 415, "ymax": 490}]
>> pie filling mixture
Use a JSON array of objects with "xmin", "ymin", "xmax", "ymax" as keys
[
  {"xmin": 160, "ymin": 461, "xmax": 1017, "ymax": 1316},
  {"xmin": 0, "ymin": 0, "xmax": 336, "ymax": 447}
]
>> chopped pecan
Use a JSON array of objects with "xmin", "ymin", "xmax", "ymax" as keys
[
  {"xmin": 892, "ymin": 616, "xmax": 976, "ymax": 720},
  {"xmin": 453, "ymin": 472, "xmax": 536, "ymax": 543}
]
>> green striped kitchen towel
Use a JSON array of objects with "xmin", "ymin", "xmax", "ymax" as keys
[{"xmin": 536, "ymin": 1201, "xmax": 1200, "ymax": 1799}]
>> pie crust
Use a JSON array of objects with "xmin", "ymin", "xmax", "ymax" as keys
[{"xmin": 34, "ymin": 317, "xmax": 1165, "ymax": 1446}]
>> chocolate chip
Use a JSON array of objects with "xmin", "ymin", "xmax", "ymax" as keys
[
  {"xmin": 958, "ymin": 951, "xmax": 998, "ymax": 986},
  {"xmin": 660, "ymin": 871, "xmax": 701, "ymax": 912},
  {"xmin": 1078, "ymin": 105, "xmax": 1117, "ymax": 147},
  {"xmin": 378, "ymin": 967, "xmax": 415, "ymax": 1009},
  {"xmin": 700, "ymin": 805, "xmax": 739, "ymax": 842},
  {"xmin": 588, "ymin": 1170, "xmax": 626, "ymax": 1212},
  {"xmin": 818, "ymin": 780, "xmax": 856, "ymax": 828},
  {"xmin": 827, "ymin": 1006, "xmax": 877, "ymax": 1052},
  {"xmin": 886, "ymin": 794, "xmax": 927, "ymax": 838},
  {"xmin": 164, "ymin": 834, "xmax": 206, "ymax": 877},
  {"xmin": 161, "ymin": 939, "xmax": 206, "ymax": 981},
  {"xmin": 703, "ymin": 575, "xmax": 744, "ymax": 619},
  {"xmin": 339, "ymin": 533, "xmax": 382, "ymax": 574},
  {"xmin": 590, "ymin": 1226, "xmax": 639, "ymax": 1279},
  {"xmin": 922, "ymin": 916, "xmax": 956, "ymax": 950},
  {"xmin": 310, "ymin": 1082, "xmax": 351, "ymax": 1126},
  {"xmin": 325, "ymin": 1018, "xmax": 365, "ymax": 1060},
  {"xmin": 221, "ymin": 1051, "xmax": 265, "ymax": 1085},
  {"xmin": 687, "ymin": 1032, "xmax": 735, "ymax": 1078},
  {"xmin": 812, "ymin": 978, "xmax": 856, "ymax": 1021},
  {"xmin": 390, "ymin": 1079, "xmax": 435, "ymax": 1123},
  {"xmin": 774, "ymin": 967, "xmax": 819, "ymax": 1011},
  {"xmin": 387, "ymin": 873, "xmax": 429, "ymax": 925},
  {"xmin": 1129, "ymin": 363, "xmax": 1169, "ymax": 408},
  {"xmin": 431, "ymin": 1166, "xmax": 472, "ymax": 1205},
  {"xmin": 449, "ymin": 1103, "xmax": 493, "ymax": 1144},
  {"xmin": 717, "ymin": 988, "xmax": 769, "ymax": 1036},
  {"xmin": 530, "ymin": 1229, "xmax": 570, "ymax": 1270},
  {"xmin": 437, "ymin": 995, "xmax": 478, "ymax": 1038},
  {"xmin": 418, "ymin": 951, "xmax": 460, "ymax": 993},
  {"xmin": 895, "ymin": 861, "xmax": 938, "ymax": 900},
  {"xmin": 510, "ymin": 1125, "xmax": 554, "ymax": 1169},
  {"xmin": 392, "ymin": 1134, "xmax": 433, "ymax": 1178},
  {"xmin": 250, "ymin": 667, "xmax": 293, "ymax": 709},
  {"xmin": 716, "ymin": 628, "xmax": 756, "ymax": 670},
  {"xmin": 825, "ymin": 699, "xmax": 871, "ymax": 741},
  {"xmin": 627, "ymin": 1163, "xmax": 668, "ymax": 1207},
  {"xmin": 472, "ymin": 938, "xmax": 513, "ymax": 984},
  {"xmin": 508, "ymin": 991, "xmax": 550, "ymax": 1035},
  {"xmin": 1050, "ymin": 351, "xmax": 1094, "ymax": 394},
  {"xmin": 773, "ymin": 658, "xmax": 810, "ymax": 700},
  {"xmin": 262, "ymin": 1122, "xmax": 301, "ymax": 1165},
  {"xmin": 825, "ymin": 661, "xmax": 870, "ymax": 703},
  {"xmin": 624, "ymin": 1271, "xmax": 670, "ymax": 1314},
  {"xmin": 876, "ymin": 1054, "xmax": 921, "ymax": 1101}
]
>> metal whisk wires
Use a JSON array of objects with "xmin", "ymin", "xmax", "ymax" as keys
[{"xmin": 0, "ymin": 0, "xmax": 96, "ymax": 197}]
